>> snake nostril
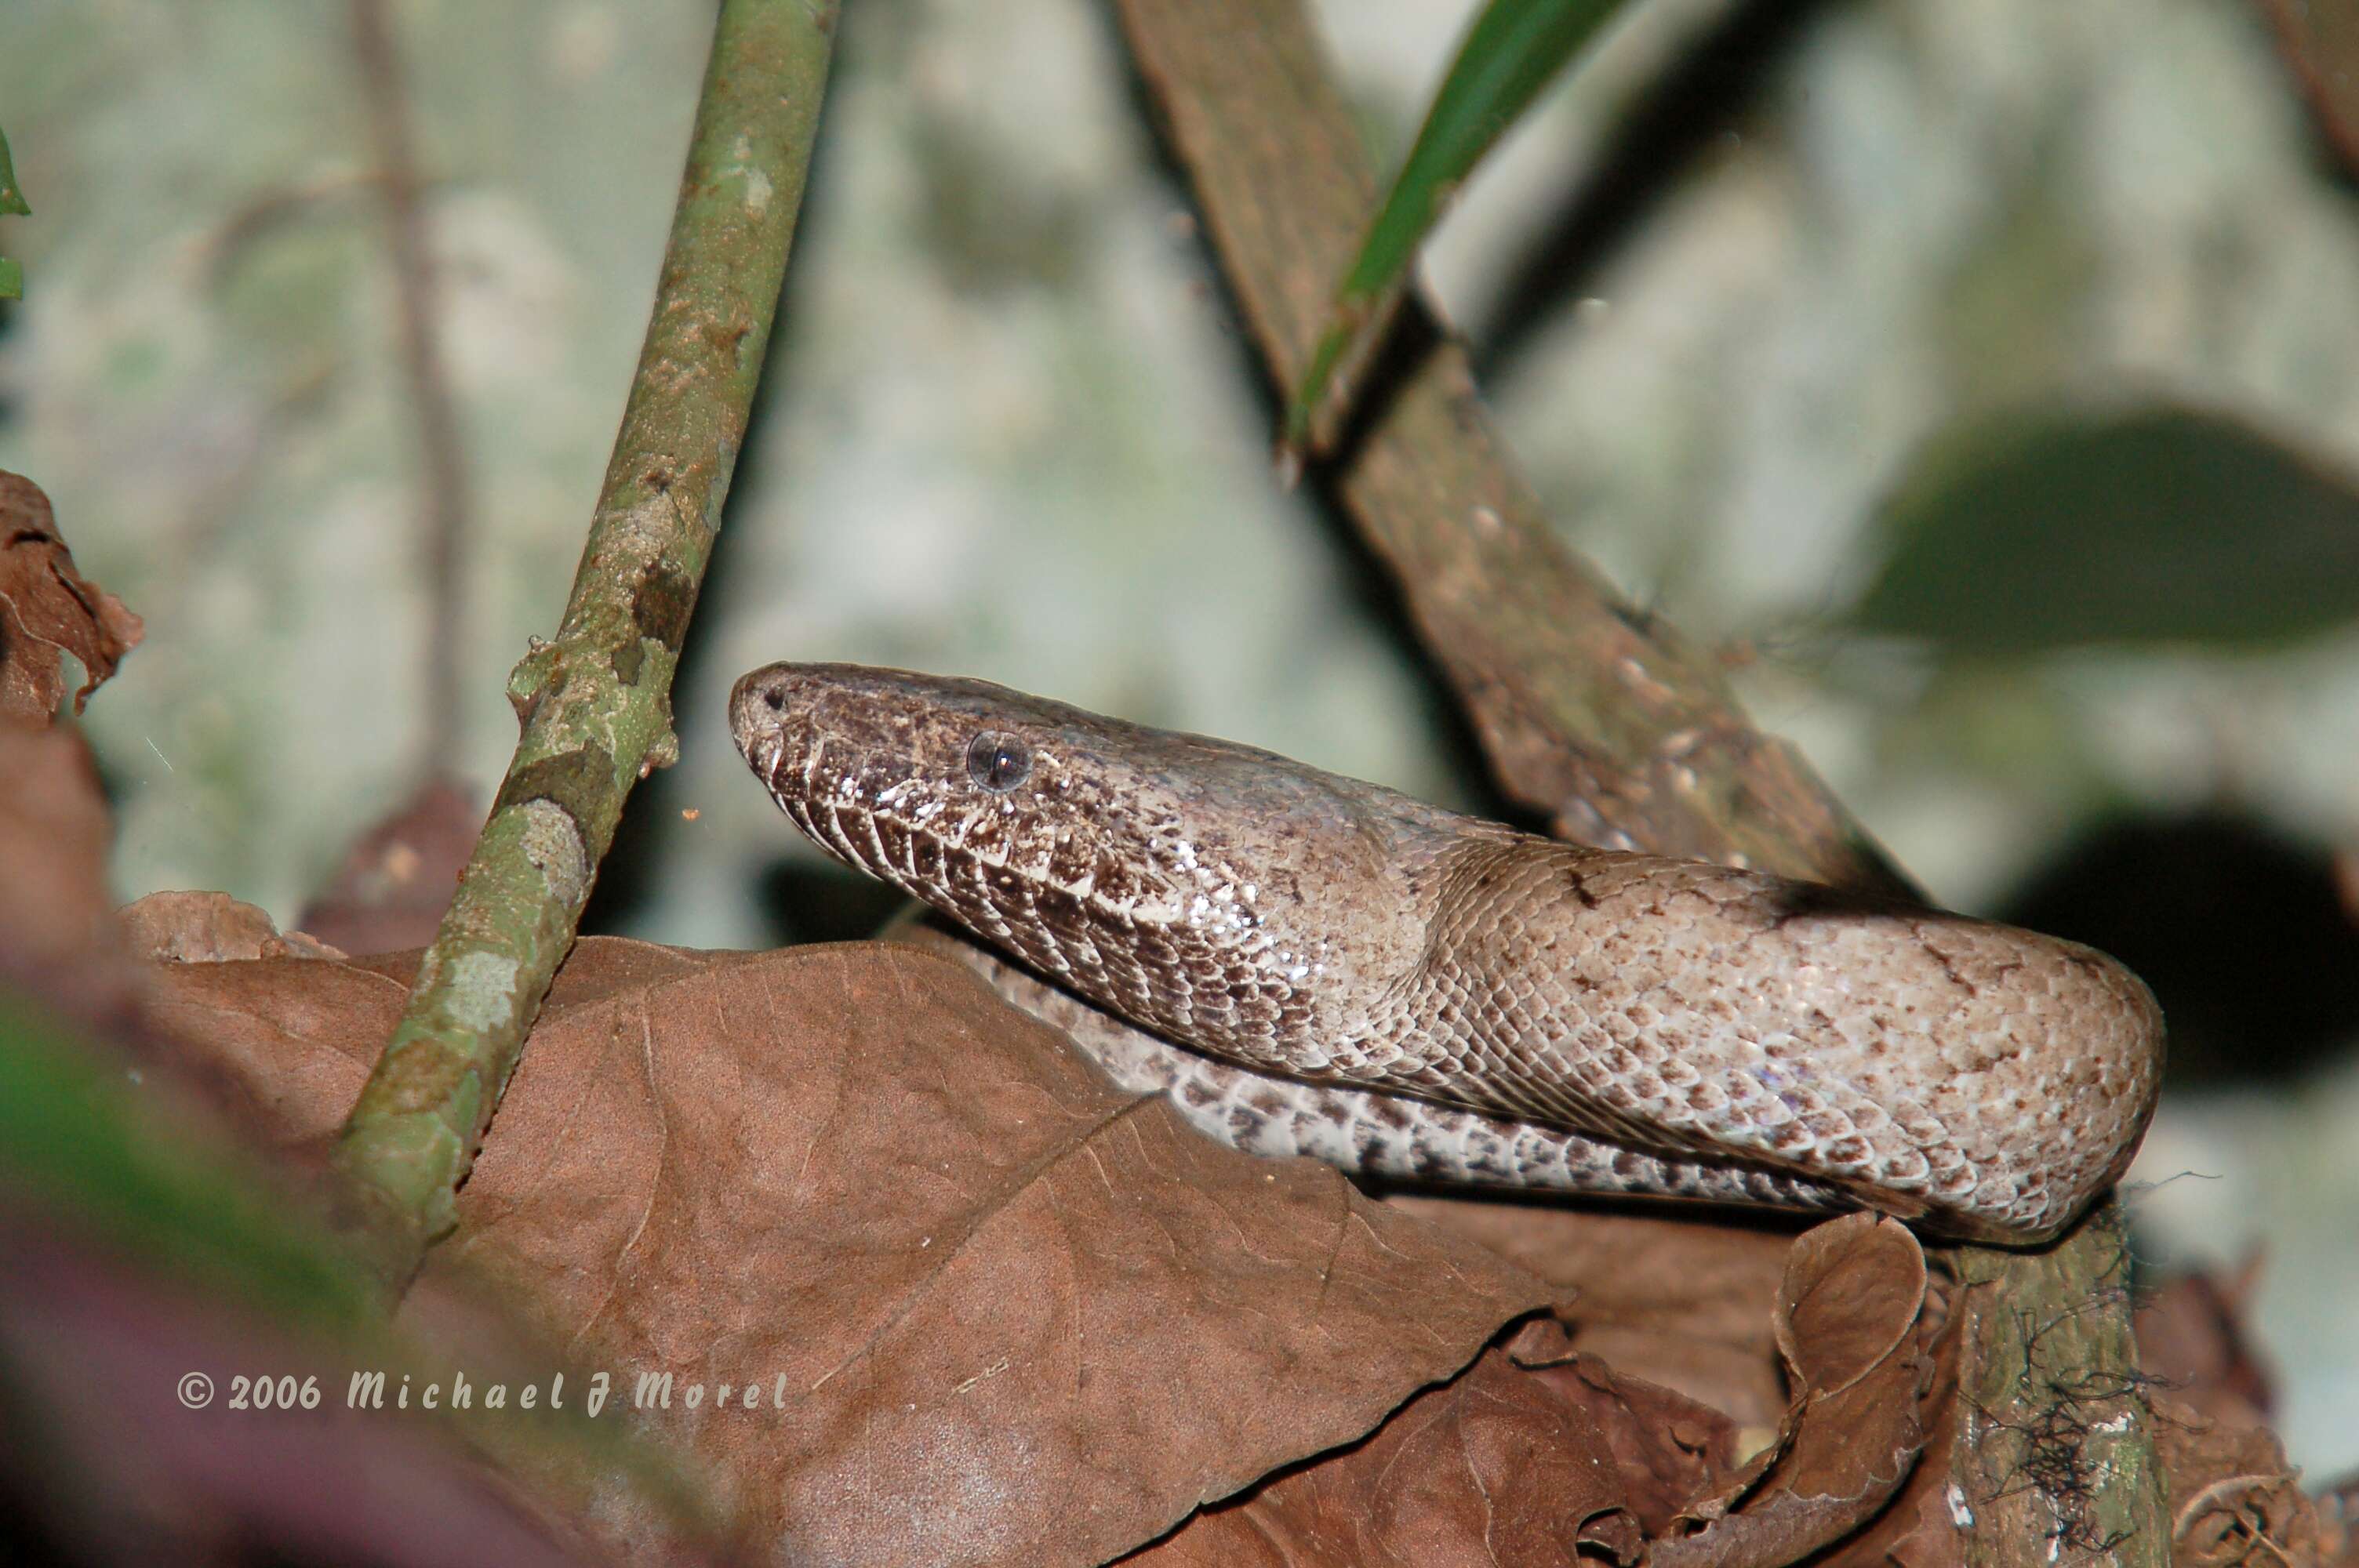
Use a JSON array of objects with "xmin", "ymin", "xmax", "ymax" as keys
[{"xmin": 763, "ymin": 688, "xmax": 786, "ymax": 711}]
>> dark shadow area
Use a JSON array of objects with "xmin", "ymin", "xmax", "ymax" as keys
[
  {"xmin": 0, "ymin": 300, "xmax": 17, "ymax": 430},
  {"xmin": 1469, "ymin": 0, "xmax": 1852, "ymax": 390},
  {"xmin": 0, "ymin": 1469, "xmax": 71, "ymax": 1568},
  {"xmin": 749, "ymin": 856, "xmax": 911, "ymax": 950},
  {"xmin": 1999, "ymin": 811, "xmax": 2359, "ymax": 1087},
  {"xmin": 1353, "ymin": 1171, "xmax": 1818, "ymax": 1242}
]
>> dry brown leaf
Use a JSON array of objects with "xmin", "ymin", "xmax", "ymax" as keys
[
  {"xmin": 1120, "ymin": 1305, "xmax": 1771, "ymax": 1566},
  {"xmin": 297, "ymin": 775, "xmax": 482, "ymax": 955},
  {"xmin": 1127, "ymin": 1334, "xmax": 1641, "ymax": 1568},
  {"xmin": 1387, "ymin": 1195, "xmax": 1794, "ymax": 1429},
  {"xmin": 1563, "ymin": 1358, "xmax": 1741, "ymax": 1533},
  {"xmin": 122, "ymin": 890, "xmax": 348, "ymax": 964},
  {"xmin": 1653, "ymin": 1214, "xmax": 1931, "ymax": 1568},
  {"xmin": 1803, "ymin": 1258, "xmax": 1964, "ymax": 1568},
  {"xmin": 2137, "ymin": 1262, "xmax": 2276, "ymax": 1432},
  {"xmin": 145, "ymin": 937, "xmax": 1554, "ymax": 1567},
  {"xmin": 2320, "ymin": 1473, "xmax": 2359, "ymax": 1568},
  {"xmin": 2154, "ymin": 1394, "xmax": 2329, "ymax": 1568},
  {"xmin": 0, "ymin": 470, "xmax": 144, "ymax": 719},
  {"xmin": 1504, "ymin": 1321, "xmax": 1741, "ymax": 1534},
  {"xmin": 0, "ymin": 719, "xmax": 145, "ymax": 1033}
]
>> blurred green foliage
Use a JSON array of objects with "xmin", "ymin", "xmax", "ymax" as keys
[
  {"xmin": 1291, "ymin": 0, "xmax": 1630, "ymax": 445},
  {"xmin": 0, "ymin": 996, "xmax": 374, "ymax": 1327},
  {"xmin": 0, "ymin": 124, "xmax": 26, "ymax": 298},
  {"xmin": 1856, "ymin": 405, "xmax": 2359, "ymax": 655}
]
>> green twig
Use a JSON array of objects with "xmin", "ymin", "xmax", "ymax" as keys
[
  {"xmin": 329, "ymin": 0, "xmax": 840, "ymax": 1296},
  {"xmin": 1, "ymin": 124, "xmax": 29, "ymax": 300},
  {"xmin": 1286, "ymin": 0, "xmax": 1634, "ymax": 453}
]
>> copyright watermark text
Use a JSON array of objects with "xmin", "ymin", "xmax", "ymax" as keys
[{"xmin": 175, "ymin": 1367, "xmax": 800, "ymax": 1420}]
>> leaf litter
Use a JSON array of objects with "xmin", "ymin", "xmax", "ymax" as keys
[
  {"xmin": 121, "ymin": 924, "xmax": 2355, "ymax": 1568},
  {"xmin": 0, "ymin": 487, "xmax": 2346, "ymax": 1564}
]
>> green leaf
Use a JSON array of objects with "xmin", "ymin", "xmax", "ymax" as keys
[
  {"xmin": 0, "ymin": 125, "xmax": 27, "ymax": 216},
  {"xmin": 0, "ymin": 992, "xmax": 721, "ymax": 1539},
  {"xmin": 1853, "ymin": 403, "xmax": 2359, "ymax": 654},
  {"xmin": 0, "ymin": 125, "xmax": 25, "ymax": 299},
  {"xmin": 1286, "ymin": 0, "xmax": 1634, "ymax": 452},
  {"xmin": 0, "ymin": 996, "xmax": 376, "ymax": 1327}
]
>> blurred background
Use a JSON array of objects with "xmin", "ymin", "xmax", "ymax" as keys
[{"xmin": 3, "ymin": 0, "xmax": 2357, "ymax": 1475}]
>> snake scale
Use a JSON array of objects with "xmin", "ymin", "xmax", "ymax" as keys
[{"xmin": 731, "ymin": 662, "xmax": 2165, "ymax": 1244}]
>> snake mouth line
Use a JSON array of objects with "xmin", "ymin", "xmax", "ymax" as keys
[
  {"xmin": 772, "ymin": 769, "xmax": 1183, "ymax": 936},
  {"xmin": 778, "ymin": 781, "xmax": 1052, "ymax": 942}
]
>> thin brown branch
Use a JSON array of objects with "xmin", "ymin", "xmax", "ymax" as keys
[
  {"xmin": 1107, "ymin": 2, "xmax": 2169, "ymax": 1564},
  {"xmin": 352, "ymin": 0, "xmax": 470, "ymax": 779},
  {"xmin": 1114, "ymin": 0, "xmax": 1910, "ymax": 898}
]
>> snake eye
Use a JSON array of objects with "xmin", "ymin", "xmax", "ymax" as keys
[{"xmin": 965, "ymin": 731, "xmax": 1032, "ymax": 793}]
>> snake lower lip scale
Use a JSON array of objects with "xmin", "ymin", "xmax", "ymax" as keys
[{"xmin": 729, "ymin": 661, "xmax": 2167, "ymax": 1246}]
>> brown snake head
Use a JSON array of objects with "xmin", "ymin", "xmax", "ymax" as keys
[
  {"xmin": 729, "ymin": 661, "xmax": 1476, "ymax": 1064},
  {"xmin": 732, "ymin": 662, "xmax": 2166, "ymax": 1244}
]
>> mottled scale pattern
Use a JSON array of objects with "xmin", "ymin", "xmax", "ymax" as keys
[
  {"xmin": 902, "ymin": 922, "xmax": 1858, "ymax": 1215},
  {"xmin": 732, "ymin": 663, "xmax": 2168, "ymax": 1244}
]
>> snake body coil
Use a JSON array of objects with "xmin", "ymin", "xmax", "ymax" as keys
[{"xmin": 731, "ymin": 663, "xmax": 2165, "ymax": 1243}]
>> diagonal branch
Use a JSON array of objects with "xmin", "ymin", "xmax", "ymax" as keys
[
  {"xmin": 1107, "ymin": 2, "xmax": 2168, "ymax": 1564},
  {"xmin": 328, "ymin": 0, "xmax": 841, "ymax": 1298},
  {"xmin": 1114, "ymin": 0, "xmax": 1908, "ymax": 898}
]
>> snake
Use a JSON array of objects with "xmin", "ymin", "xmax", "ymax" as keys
[{"xmin": 730, "ymin": 662, "xmax": 2165, "ymax": 1244}]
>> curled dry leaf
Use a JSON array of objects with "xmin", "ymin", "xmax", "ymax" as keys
[
  {"xmin": 0, "ymin": 470, "xmax": 144, "ymax": 720},
  {"xmin": 1808, "ymin": 1282, "xmax": 1965, "ymax": 1568},
  {"xmin": 143, "ymin": 938, "xmax": 1553, "ymax": 1568},
  {"xmin": 2154, "ymin": 1396, "xmax": 2328, "ymax": 1568},
  {"xmin": 1386, "ymin": 1195, "xmax": 1795, "ymax": 1431},
  {"xmin": 1128, "ymin": 1332, "xmax": 1645, "ymax": 1568},
  {"xmin": 1652, "ymin": 1213, "xmax": 1932, "ymax": 1568}
]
